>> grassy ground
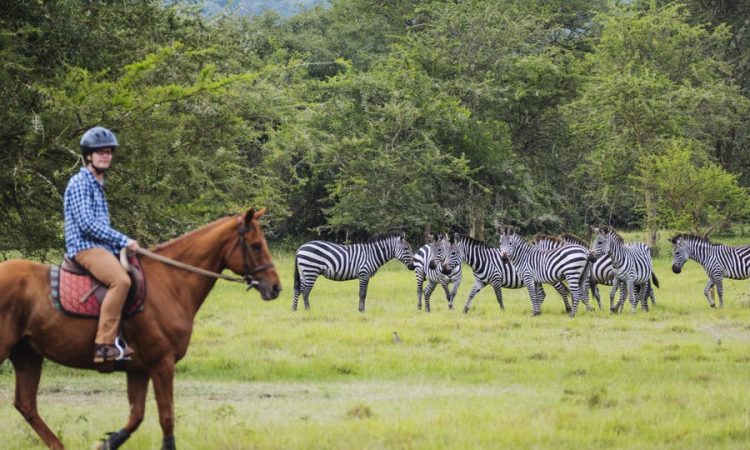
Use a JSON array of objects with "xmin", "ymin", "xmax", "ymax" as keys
[{"xmin": 1, "ymin": 231, "xmax": 750, "ymax": 449}]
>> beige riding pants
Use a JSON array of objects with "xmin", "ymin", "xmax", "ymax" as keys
[{"xmin": 74, "ymin": 248, "xmax": 131, "ymax": 345}]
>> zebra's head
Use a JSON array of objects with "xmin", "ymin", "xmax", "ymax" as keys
[
  {"xmin": 427, "ymin": 233, "xmax": 448, "ymax": 270},
  {"xmin": 498, "ymin": 227, "xmax": 519, "ymax": 261},
  {"xmin": 394, "ymin": 232, "xmax": 415, "ymax": 270},
  {"xmin": 669, "ymin": 235, "xmax": 689, "ymax": 274},
  {"xmin": 591, "ymin": 226, "xmax": 615, "ymax": 259},
  {"xmin": 439, "ymin": 235, "xmax": 461, "ymax": 275}
]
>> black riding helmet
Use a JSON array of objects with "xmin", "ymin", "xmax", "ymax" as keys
[{"xmin": 80, "ymin": 126, "xmax": 118, "ymax": 159}]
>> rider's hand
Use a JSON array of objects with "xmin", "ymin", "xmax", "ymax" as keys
[{"xmin": 126, "ymin": 239, "xmax": 140, "ymax": 252}]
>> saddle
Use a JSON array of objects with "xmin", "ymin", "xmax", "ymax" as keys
[{"xmin": 49, "ymin": 253, "xmax": 146, "ymax": 318}]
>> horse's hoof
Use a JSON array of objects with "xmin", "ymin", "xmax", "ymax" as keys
[
  {"xmin": 463, "ymin": 308, "xmax": 470, "ymax": 314},
  {"xmin": 532, "ymin": 312, "xmax": 541, "ymax": 317}
]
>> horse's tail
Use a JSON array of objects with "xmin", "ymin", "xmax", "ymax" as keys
[
  {"xmin": 651, "ymin": 272, "xmax": 660, "ymax": 289},
  {"xmin": 294, "ymin": 255, "xmax": 300, "ymax": 292}
]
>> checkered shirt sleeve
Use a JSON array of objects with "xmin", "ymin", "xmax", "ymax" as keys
[{"xmin": 64, "ymin": 168, "xmax": 129, "ymax": 257}]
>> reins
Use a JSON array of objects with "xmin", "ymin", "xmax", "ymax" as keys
[
  {"xmin": 125, "ymin": 220, "xmax": 274, "ymax": 289},
  {"xmin": 133, "ymin": 247, "xmax": 252, "ymax": 285}
]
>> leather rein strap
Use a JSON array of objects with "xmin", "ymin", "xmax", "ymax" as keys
[
  {"xmin": 134, "ymin": 247, "xmax": 250, "ymax": 284},
  {"xmin": 132, "ymin": 222, "xmax": 273, "ymax": 289}
]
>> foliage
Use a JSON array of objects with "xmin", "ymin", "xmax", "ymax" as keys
[
  {"xmin": 2, "ymin": 0, "xmax": 750, "ymax": 255},
  {"xmin": 633, "ymin": 140, "xmax": 750, "ymax": 233}
]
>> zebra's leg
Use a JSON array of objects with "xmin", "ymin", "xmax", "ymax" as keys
[
  {"xmin": 609, "ymin": 283, "xmax": 618, "ymax": 312},
  {"xmin": 491, "ymin": 284, "xmax": 505, "ymax": 311},
  {"xmin": 463, "ymin": 279, "xmax": 486, "ymax": 314},
  {"xmin": 416, "ymin": 270, "xmax": 424, "ymax": 310},
  {"xmin": 626, "ymin": 280, "xmax": 638, "ymax": 314},
  {"xmin": 448, "ymin": 274, "xmax": 461, "ymax": 310},
  {"xmin": 704, "ymin": 278, "xmax": 716, "ymax": 308},
  {"xmin": 552, "ymin": 282, "xmax": 571, "ymax": 313},
  {"xmin": 591, "ymin": 282, "xmax": 602, "ymax": 311},
  {"xmin": 301, "ymin": 284, "xmax": 314, "ymax": 311},
  {"xmin": 424, "ymin": 280, "xmax": 438, "ymax": 313},
  {"xmin": 358, "ymin": 274, "xmax": 370, "ymax": 312},
  {"xmin": 716, "ymin": 276, "xmax": 725, "ymax": 309},
  {"xmin": 648, "ymin": 281, "xmax": 656, "ymax": 306},
  {"xmin": 440, "ymin": 282, "xmax": 451, "ymax": 306},
  {"xmin": 292, "ymin": 286, "xmax": 301, "ymax": 311},
  {"xmin": 566, "ymin": 276, "xmax": 583, "ymax": 318},
  {"xmin": 524, "ymin": 276, "xmax": 541, "ymax": 316},
  {"xmin": 637, "ymin": 284, "xmax": 649, "ymax": 312}
]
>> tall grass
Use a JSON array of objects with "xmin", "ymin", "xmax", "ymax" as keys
[{"xmin": 1, "ymin": 231, "xmax": 749, "ymax": 449}]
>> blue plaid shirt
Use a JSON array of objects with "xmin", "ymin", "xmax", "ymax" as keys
[{"xmin": 64, "ymin": 168, "xmax": 129, "ymax": 258}]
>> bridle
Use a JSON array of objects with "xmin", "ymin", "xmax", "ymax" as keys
[
  {"xmin": 133, "ymin": 219, "xmax": 275, "ymax": 291},
  {"xmin": 234, "ymin": 221, "xmax": 275, "ymax": 290}
]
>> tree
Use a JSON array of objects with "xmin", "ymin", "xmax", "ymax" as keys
[{"xmin": 633, "ymin": 140, "xmax": 750, "ymax": 233}]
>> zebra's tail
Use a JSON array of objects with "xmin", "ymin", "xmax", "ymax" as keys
[
  {"xmin": 578, "ymin": 256, "xmax": 592, "ymax": 289},
  {"xmin": 294, "ymin": 255, "xmax": 300, "ymax": 292},
  {"xmin": 651, "ymin": 272, "xmax": 660, "ymax": 289}
]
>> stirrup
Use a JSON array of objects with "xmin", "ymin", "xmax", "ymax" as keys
[{"xmin": 114, "ymin": 336, "xmax": 132, "ymax": 361}]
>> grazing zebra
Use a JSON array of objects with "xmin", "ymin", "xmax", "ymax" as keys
[
  {"xmin": 591, "ymin": 227, "xmax": 659, "ymax": 313},
  {"xmin": 413, "ymin": 233, "xmax": 462, "ymax": 312},
  {"xmin": 534, "ymin": 233, "xmax": 657, "ymax": 311},
  {"xmin": 499, "ymin": 228, "xmax": 591, "ymax": 317},
  {"xmin": 293, "ymin": 231, "xmax": 415, "ymax": 312},
  {"xmin": 451, "ymin": 233, "xmax": 573, "ymax": 314},
  {"xmin": 670, "ymin": 233, "xmax": 750, "ymax": 308}
]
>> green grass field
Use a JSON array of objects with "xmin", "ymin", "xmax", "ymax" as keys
[{"xmin": 1, "ymin": 232, "xmax": 750, "ymax": 449}]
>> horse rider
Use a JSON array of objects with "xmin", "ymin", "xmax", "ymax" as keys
[{"xmin": 63, "ymin": 126, "xmax": 140, "ymax": 364}]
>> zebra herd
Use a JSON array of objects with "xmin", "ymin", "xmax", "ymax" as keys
[{"xmin": 292, "ymin": 227, "xmax": 750, "ymax": 316}]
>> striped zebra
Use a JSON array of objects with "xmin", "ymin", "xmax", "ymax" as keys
[
  {"xmin": 453, "ymin": 232, "xmax": 573, "ymax": 314},
  {"xmin": 591, "ymin": 227, "xmax": 659, "ymax": 313},
  {"xmin": 531, "ymin": 234, "xmax": 597, "ymax": 312},
  {"xmin": 670, "ymin": 233, "xmax": 750, "ymax": 308},
  {"xmin": 534, "ymin": 233, "xmax": 657, "ymax": 311},
  {"xmin": 293, "ymin": 231, "xmax": 415, "ymax": 312},
  {"xmin": 413, "ymin": 233, "xmax": 462, "ymax": 312},
  {"xmin": 499, "ymin": 227, "xmax": 591, "ymax": 317}
]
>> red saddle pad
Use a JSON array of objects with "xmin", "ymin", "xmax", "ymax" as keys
[{"xmin": 49, "ymin": 255, "xmax": 146, "ymax": 318}]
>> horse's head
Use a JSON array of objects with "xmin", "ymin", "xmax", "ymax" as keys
[{"xmin": 226, "ymin": 208, "xmax": 281, "ymax": 300}]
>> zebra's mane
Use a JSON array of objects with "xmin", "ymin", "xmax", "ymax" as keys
[
  {"xmin": 365, "ymin": 232, "xmax": 403, "ymax": 244},
  {"xmin": 601, "ymin": 226, "xmax": 624, "ymax": 244},
  {"xmin": 533, "ymin": 234, "xmax": 563, "ymax": 244},
  {"xmin": 559, "ymin": 232, "xmax": 589, "ymax": 247},
  {"xmin": 671, "ymin": 233, "xmax": 715, "ymax": 246},
  {"xmin": 455, "ymin": 233, "xmax": 493, "ymax": 249}
]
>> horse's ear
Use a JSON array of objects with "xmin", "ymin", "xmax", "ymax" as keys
[{"xmin": 244, "ymin": 207, "xmax": 266, "ymax": 224}]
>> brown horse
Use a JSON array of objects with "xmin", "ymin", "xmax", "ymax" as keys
[{"xmin": 0, "ymin": 208, "xmax": 281, "ymax": 450}]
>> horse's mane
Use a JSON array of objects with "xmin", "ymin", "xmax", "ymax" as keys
[
  {"xmin": 152, "ymin": 215, "xmax": 236, "ymax": 253},
  {"xmin": 559, "ymin": 232, "xmax": 589, "ymax": 247},
  {"xmin": 670, "ymin": 233, "xmax": 715, "ymax": 246}
]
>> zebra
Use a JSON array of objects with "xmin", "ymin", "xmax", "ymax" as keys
[
  {"xmin": 534, "ymin": 233, "xmax": 657, "ymax": 311},
  {"xmin": 498, "ymin": 227, "xmax": 591, "ymax": 317},
  {"xmin": 590, "ymin": 227, "xmax": 659, "ymax": 313},
  {"xmin": 452, "ymin": 232, "xmax": 574, "ymax": 315},
  {"xmin": 413, "ymin": 233, "xmax": 462, "ymax": 312},
  {"xmin": 531, "ymin": 234, "xmax": 597, "ymax": 312},
  {"xmin": 293, "ymin": 231, "xmax": 415, "ymax": 312},
  {"xmin": 670, "ymin": 233, "xmax": 750, "ymax": 308}
]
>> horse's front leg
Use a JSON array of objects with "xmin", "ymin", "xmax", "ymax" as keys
[
  {"xmin": 358, "ymin": 273, "xmax": 370, "ymax": 312},
  {"xmin": 151, "ymin": 359, "xmax": 177, "ymax": 450},
  {"xmin": 98, "ymin": 370, "xmax": 149, "ymax": 450},
  {"xmin": 10, "ymin": 347, "xmax": 64, "ymax": 450}
]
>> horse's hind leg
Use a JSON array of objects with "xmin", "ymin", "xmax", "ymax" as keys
[
  {"xmin": 10, "ymin": 346, "xmax": 64, "ymax": 450},
  {"xmin": 97, "ymin": 370, "xmax": 149, "ymax": 450}
]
